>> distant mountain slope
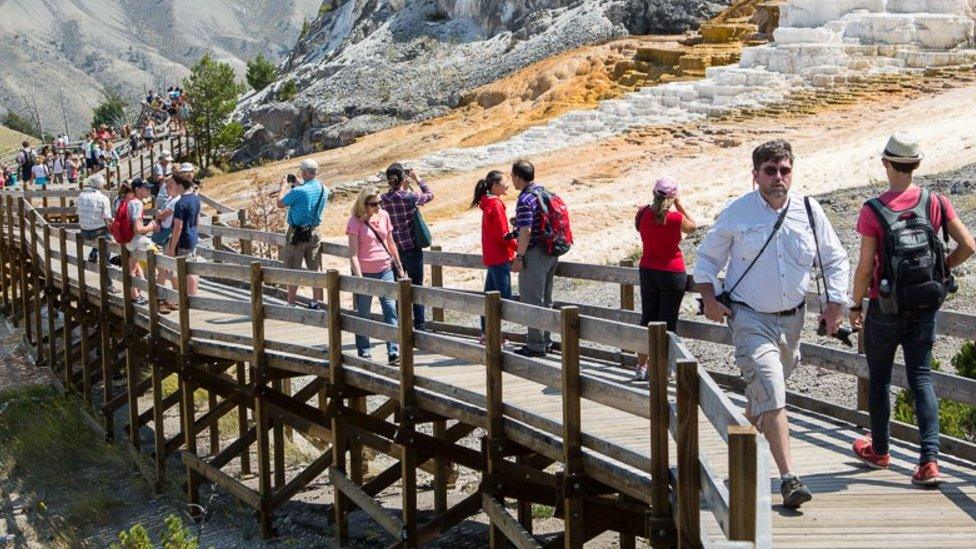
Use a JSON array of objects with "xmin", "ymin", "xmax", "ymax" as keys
[{"xmin": 0, "ymin": 0, "xmax": 322, "ymax": 136}]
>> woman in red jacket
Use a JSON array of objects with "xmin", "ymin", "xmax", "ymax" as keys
[
  {"xmin": 473, "ymin": 170, "xmax": 517, "ymax": 341},
  {"xmin": 634, "ymin": 177, "xmax": 697, "ymax": 380}
]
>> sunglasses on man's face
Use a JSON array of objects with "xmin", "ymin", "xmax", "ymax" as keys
[{"xmin": 761, "ymin": 166, "xmax": 792, "ymax": 176}]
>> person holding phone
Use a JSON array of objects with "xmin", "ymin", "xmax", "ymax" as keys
[{"xmin": 381, "ymin": 162, "xmax": 433, "ymax": 330}]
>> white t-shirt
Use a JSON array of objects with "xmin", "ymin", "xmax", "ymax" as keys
[
  {"xmin": 160, "ymin": 195, "xmax": 181, "ymax": 230},
  {"xmin": 125, "ymin": 199, "xmax": 153, "ymax": 252},
  {"xmin": 31, "ymin": 164, "xmax": 49, "ymax": 179}
]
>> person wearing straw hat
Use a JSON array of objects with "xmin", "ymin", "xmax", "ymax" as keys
[
  {"xmin": 694, "ymin": 139, "xmax": 850, "ymax": 509},
  {"xmin": 849, "ymin": 132, "xmax": 975, "ymax": 486},
  {"xmin": 633, "ymin": 176, "xmax": 697, "ymax": 381},
  {"xmin": 76, "ymin": 174, "xmax": 114, "ymax": 263}
]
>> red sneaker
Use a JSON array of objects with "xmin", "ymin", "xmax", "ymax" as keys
[
  {"xmin": 852, "ymin": 435, "xmax": 890, "ymax": 469},
  {"xmin": 912, "ymin": 462, "xmax": 944, "ymax": 487}
]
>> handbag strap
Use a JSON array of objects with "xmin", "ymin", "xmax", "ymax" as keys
[
  {"xmin": 363, "ymin": 217, "xmax": 402, "ymax": 273},
  {"xmin": 725, "ymin": 198, "xmax": 791, "ymax": 298}
]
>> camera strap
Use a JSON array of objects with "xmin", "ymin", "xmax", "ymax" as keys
[
  {"xmin": 803, "ymin": 196, "xmax": 828, "ymax": 312},
  {"xmin": 724, "ymin": 198, "xmax": 791, "ymax": 300}
]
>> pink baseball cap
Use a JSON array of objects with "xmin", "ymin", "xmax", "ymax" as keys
[{"xmin": 653, "ymin": 177, "xmax": 678, "ymax": 198}]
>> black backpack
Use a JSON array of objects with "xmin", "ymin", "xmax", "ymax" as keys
[{"xmin": 866, "ymin": 188, "xmax": 949, "ymax": 315}]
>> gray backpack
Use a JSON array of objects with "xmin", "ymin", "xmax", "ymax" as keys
[{"xmin": 865, "ymin": 188, "xmax": 949, "ymax": 315}]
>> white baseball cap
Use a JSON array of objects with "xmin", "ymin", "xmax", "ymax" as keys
[
  {"xmin": 177, "ymin": 162, "xmax": 194, "ymax": 173},
  {"xmin": 300, "ymin": 159, "xmax": 318, "ymax": 171}
]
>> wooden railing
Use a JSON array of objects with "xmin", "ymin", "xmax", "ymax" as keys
[{"xmin": 4, "ymin": 190, "xmax": 974, "ymax": 546}]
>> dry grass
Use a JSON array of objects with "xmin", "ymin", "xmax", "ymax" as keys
[{"xmin": 0, "ymin": 125, "xmax": 37, "ymax": 157}]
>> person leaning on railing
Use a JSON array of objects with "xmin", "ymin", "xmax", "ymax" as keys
[
  {"xmin": 275, "ymin": 158, "xmax": 329, "ymax": 308},
  {"xmin": 632, "ymin": 177, "xmax": 696, "ymax": 381},
  {"xmin": 849, "ymin": 132, "xmax": 976, "ymax": 486},
  {"xmin": 694, "ymin": 139, "xmax": 850, "ymax": 510},
  {"xmin": 347, "ymin": 186, "xmax": 403, "ymax": 365}
]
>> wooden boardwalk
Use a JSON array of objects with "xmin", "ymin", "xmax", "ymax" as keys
[{"xmin": 3, "ymin": 189, "xmax": 976, "ymax": 547}]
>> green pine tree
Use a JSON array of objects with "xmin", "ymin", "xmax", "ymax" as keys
[{"xmin": 182, "ymin": 54, "xmax": 245, "ymax": 168}]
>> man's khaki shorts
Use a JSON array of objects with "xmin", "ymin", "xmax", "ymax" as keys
[
  {"xmin": 728, "ymin": 303, "xmax": 805, "ymax": 421},
  {"xmin": 281, "ymin": 227, "xmax": 321, "ymax": 271}
]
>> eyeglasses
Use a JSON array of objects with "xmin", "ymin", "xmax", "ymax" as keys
[
  {"xmin": 366, "ymin": 201, "xmax": 380, "ymax": 207},
  {"xmin": 761, "ymin": 166, "xmax": 792, "ymax": 176}
]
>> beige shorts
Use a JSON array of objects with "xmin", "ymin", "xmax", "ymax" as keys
[
  {"xmin": 281, "ymin": 227, "xmax": 321, "ymax": 271},
  {"xmin": 728, "ymin": 303, "xmax": 804, "ymax": 421}
]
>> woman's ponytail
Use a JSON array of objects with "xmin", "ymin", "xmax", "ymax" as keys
[{"xmin": 470, "ymin": 170, "xmax": 504, "ymax": 208}]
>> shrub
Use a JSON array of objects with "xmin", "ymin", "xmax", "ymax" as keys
[
  {"xmin": 245, "ymin": 53, "xmax": 276, "ymax": 92},
  {"xmin": 278, "ymin": 79, "xmax": 299, "ymax": 102},
  {"xmin": 110, "ymin": 515, "xmax": 201, "ymax": 549},
  {"xmin": 893, "ymin": 352, "xmax": 976, "ymax": 441}
]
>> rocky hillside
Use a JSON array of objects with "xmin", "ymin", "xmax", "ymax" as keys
[
  {"xmin": 0, "ymin": 0, "xmax": 322, "ymax": 136},
  {"xmin": 234, "ymin": 0, "xmax": 733, "ymax": 163}
]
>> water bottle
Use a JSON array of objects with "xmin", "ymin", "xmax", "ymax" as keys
[{"xmin": 879, "ymin": 278, "xmax": 891, "ymax": 297}]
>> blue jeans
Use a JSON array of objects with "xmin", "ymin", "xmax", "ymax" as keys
[
  {"xmin": 864, "ymin": 302, "xmax": 939, "ymax": 464},
  {"xmin": 354, "ymin": 268, "xmax": 399, "ymax": 357},
  {"xmin": 480, "ymin": 262, "xmax": 513, "ymax": 332},
  {"xmin": 398, "ymin": 247, "xmax": 425, "ymax": 329}
]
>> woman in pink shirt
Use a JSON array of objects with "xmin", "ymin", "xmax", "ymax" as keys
[
  {"xmin": 633, "ymin": 177, "xmax": 696, "ymax": 380},
  {"xmin": 347, "ymin": 187, "xmax": 404, "ymax": 363}
]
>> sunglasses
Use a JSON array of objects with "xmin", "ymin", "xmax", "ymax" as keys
[
  {"xmin": 366, "ymin": 201, "xmax": 380, "ymax": 207},
  {"xmin": 761, "ymin": 166, "xmax": 792, "ymax": 176}
]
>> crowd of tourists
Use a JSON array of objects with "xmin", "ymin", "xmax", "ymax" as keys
[
  {"xmin": 48, "ymin": 128, "xmax": 976, "ymax": 511},
  {"xmin": 271, "ymin": 131, "xmax": 974, "ymax": 509}
]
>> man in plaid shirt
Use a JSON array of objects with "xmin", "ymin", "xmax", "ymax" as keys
[{"xmin": 381, "ymin": 162, "xmax": 434, "ymax": 330}]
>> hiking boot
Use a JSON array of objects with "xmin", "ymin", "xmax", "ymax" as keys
[
  {"xmin": 132, "ymin": 295, "xmax": 148, "ymax": 306},
  {"xmin": 780, "ymin": 474, "xmax": 813, "ymax": 509},
  {"xmin": 513, "ymin": 346, "xmax": 546, "ymax": 358},
  {"xmin": 912, "ymin": 462, "xmax": 944, "ymax": 487},
  {"xmin": 388, "ymin": 353, "xmax": 400, "ymax": 365},
  {"xmin": 633, "ymin": 362, "xmax": 648, "ymax": 382},
  {"xmin": 852, "ymin": 435, "xmax": 890, "ymax": 469}
]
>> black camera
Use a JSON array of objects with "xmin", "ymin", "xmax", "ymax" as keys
[
  {"xmin": 817, "ymin": 318, "xmax": 858, "ymax": 347},
  {"xmin": 946, "ymin": 273, "xmax": 959, "ymax": 294},
  {"xmin": 503, "ymin": 229, "xmax": 519, "ymax": 241},
  {"xmin": 287, "ymin": 173, "xmax": 298, "ymax": 186}
]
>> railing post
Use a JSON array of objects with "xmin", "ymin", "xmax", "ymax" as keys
[
  {"xmin": 648, "ymin": 322, "xmax": 671, "ymax": 538},
  {"xmin": 128, "ymin": 155, "xmax": 133, "ymax": 181},
  {"xmin": 43, "ymin": 223, "xmax": 57, "ymax": 373},
  {"xmin": 0, "ymin": 196, "xmax": 7, "ymax": 312},
  {"xmin": 676, "ymin": 360, "xmax": 701, "ymax": 546},
  {"xmin": 146, "ymin": 249, "xmax": 166, "ymax": 492},
  {"xmin": 6, "ymin": 196, "xmax": 20, "ymax": 323},
  {"xmin": 236, "ymin": 361, "xmax": 251, "ymax": 475},
  {"xmin": 251, "ymin": 261, "xmax": 274, "ymax": 538},
  {"xmin": 176, "ymin": 256, "xmax": 200, "ymax": 517},
  {"xmin": 560, "ymin": 306, "xmax": 583, "ymax": 548},
  {"xmin": 121, "ymin": 246, "xmax": 140, "ymax": 449},
  {"xmin": 728, "ymin": 425, "xmax": 759, "ymax": 543},
  {"xmin": 30, "ymin": 211, "xmax": 43, "ymax": 366},
  {"xmin": 18, "ymin": 199, "xmax": 30, "ymax": 341},
  {"xmin": 430, "ymin": 245, "xmax": 444, "ymax": 323},
  {"xmin": 397, "ymin": 277, "xmax": 418, "ymax": 546},
  {"xmin": 139, "ymin": 152, "xmax": 145, "ymax": 180},
  {"xmin": 97, "ymin": 237, "xmax": 113, "ymax": 440},
  {"xmin": 237, "ymin": 210, "xmax": 252, "ymax": 255},
  {"xmin": 483, "ymin": 291, "xmax": 506, "ymax": 546},
  {"xmin": 59, "ymin": 229, "xmax": 72, "ymax": 391},
  {"xmin": 75, "ymin": 236, "xmax": 92, "ymax": 407},
  {"xmin": 326, "ymin": 269, "xmax": 347, "ymax": 542}
]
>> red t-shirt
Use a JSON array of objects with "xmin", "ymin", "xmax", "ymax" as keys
[
  {"xmin": 855, "ymin": 186, "xmax": 956, "ymax": 299},
  {"xmin": 637, "ymin": 207, "xmax": 685, "ymax": 272}
]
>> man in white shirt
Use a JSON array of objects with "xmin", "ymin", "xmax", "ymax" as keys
[
  {"xmin": 76, "ymin": 175, "xmax": 114, "ymax": 262},
  {"xmin": 694, "ymin": 139, "xmax": 850, "ymax": 509}
]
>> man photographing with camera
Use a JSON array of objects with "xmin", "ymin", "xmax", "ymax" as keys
[
  {"xmin": 694, "ymin": 139, "xmax": 850, "ymax": 510},
  {"xmin": 277, "ymin": 159, "xmax": 329, "ymax": 308}
]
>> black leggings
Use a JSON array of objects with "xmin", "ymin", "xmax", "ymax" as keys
[{"xmin": 639, "ymin": 268, "xmax": 687, "ymax": 332}]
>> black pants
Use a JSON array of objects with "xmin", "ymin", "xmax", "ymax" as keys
[{"xmin": 639, "ymin": 268, "xmax": 687, "ymax": 332}]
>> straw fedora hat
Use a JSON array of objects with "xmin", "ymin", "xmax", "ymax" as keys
[{"xmin": 882, "ymin": 132, "xmax": 924, "ymax": 164}]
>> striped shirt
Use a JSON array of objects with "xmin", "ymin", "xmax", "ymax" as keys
[
  {"xmin": 515, "ymin": 183, "xmax": 542, "ymax": 248},
  {"xmin": 381, "ymin": 180, "xmax": 434, "ymax": 251}
]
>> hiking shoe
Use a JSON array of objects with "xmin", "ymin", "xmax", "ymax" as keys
[
  {"xmin": 513, "ymin": 346, "xmax": 546, "ymax": 358},
  {"xmin": 780, "ymin": 474, "xmax": 813, "ymax": 509},
  {"xmin": 132, "ymin": 295, "xmax": 148, "ymax": 306},
  {"xmin": 308, "ymin": 300, "xmax": 323, "ymax": 310},
  {"xmin": 633, "ymin": 363, "xmax": 648, "ymax": 382},
  {"xmin": 356, "ymin": 351, "xmax": 372, "ymax": 360},
  {"xmin": 478, "ymin": 334, "xmax": 487, "ymax": 346},
  {"xmin": 852, "ymin": 435, "xmax": 890, "ymax": 469},
  {"xmin": 912, "ymin": 462, "xmax": 944, "ymax": 487},
  {"xmin": 388, "ymin": 353, "xmax": 400, "ymax": 365}
]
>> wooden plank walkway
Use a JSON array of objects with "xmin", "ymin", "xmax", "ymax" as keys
[{"xmin": 36, "ymin": 234, "xmax": 976, "ymax": 548}]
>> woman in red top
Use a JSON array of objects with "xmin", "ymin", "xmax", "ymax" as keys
[
  {"xmin": 473, "ymin": 170, "xmax": 518, "ymax": 341},
  {"xmin": 634, "ymin": 177, "xmax": 697, "ymax": 380}
]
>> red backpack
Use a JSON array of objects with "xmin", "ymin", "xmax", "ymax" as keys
[
  {"xmin": 530, "ymin": 187, "xmax": 573, "ymax": 256},
  {"xmin": 109, "ymin": 198, "xmax": 135, "ymax": 245}
]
